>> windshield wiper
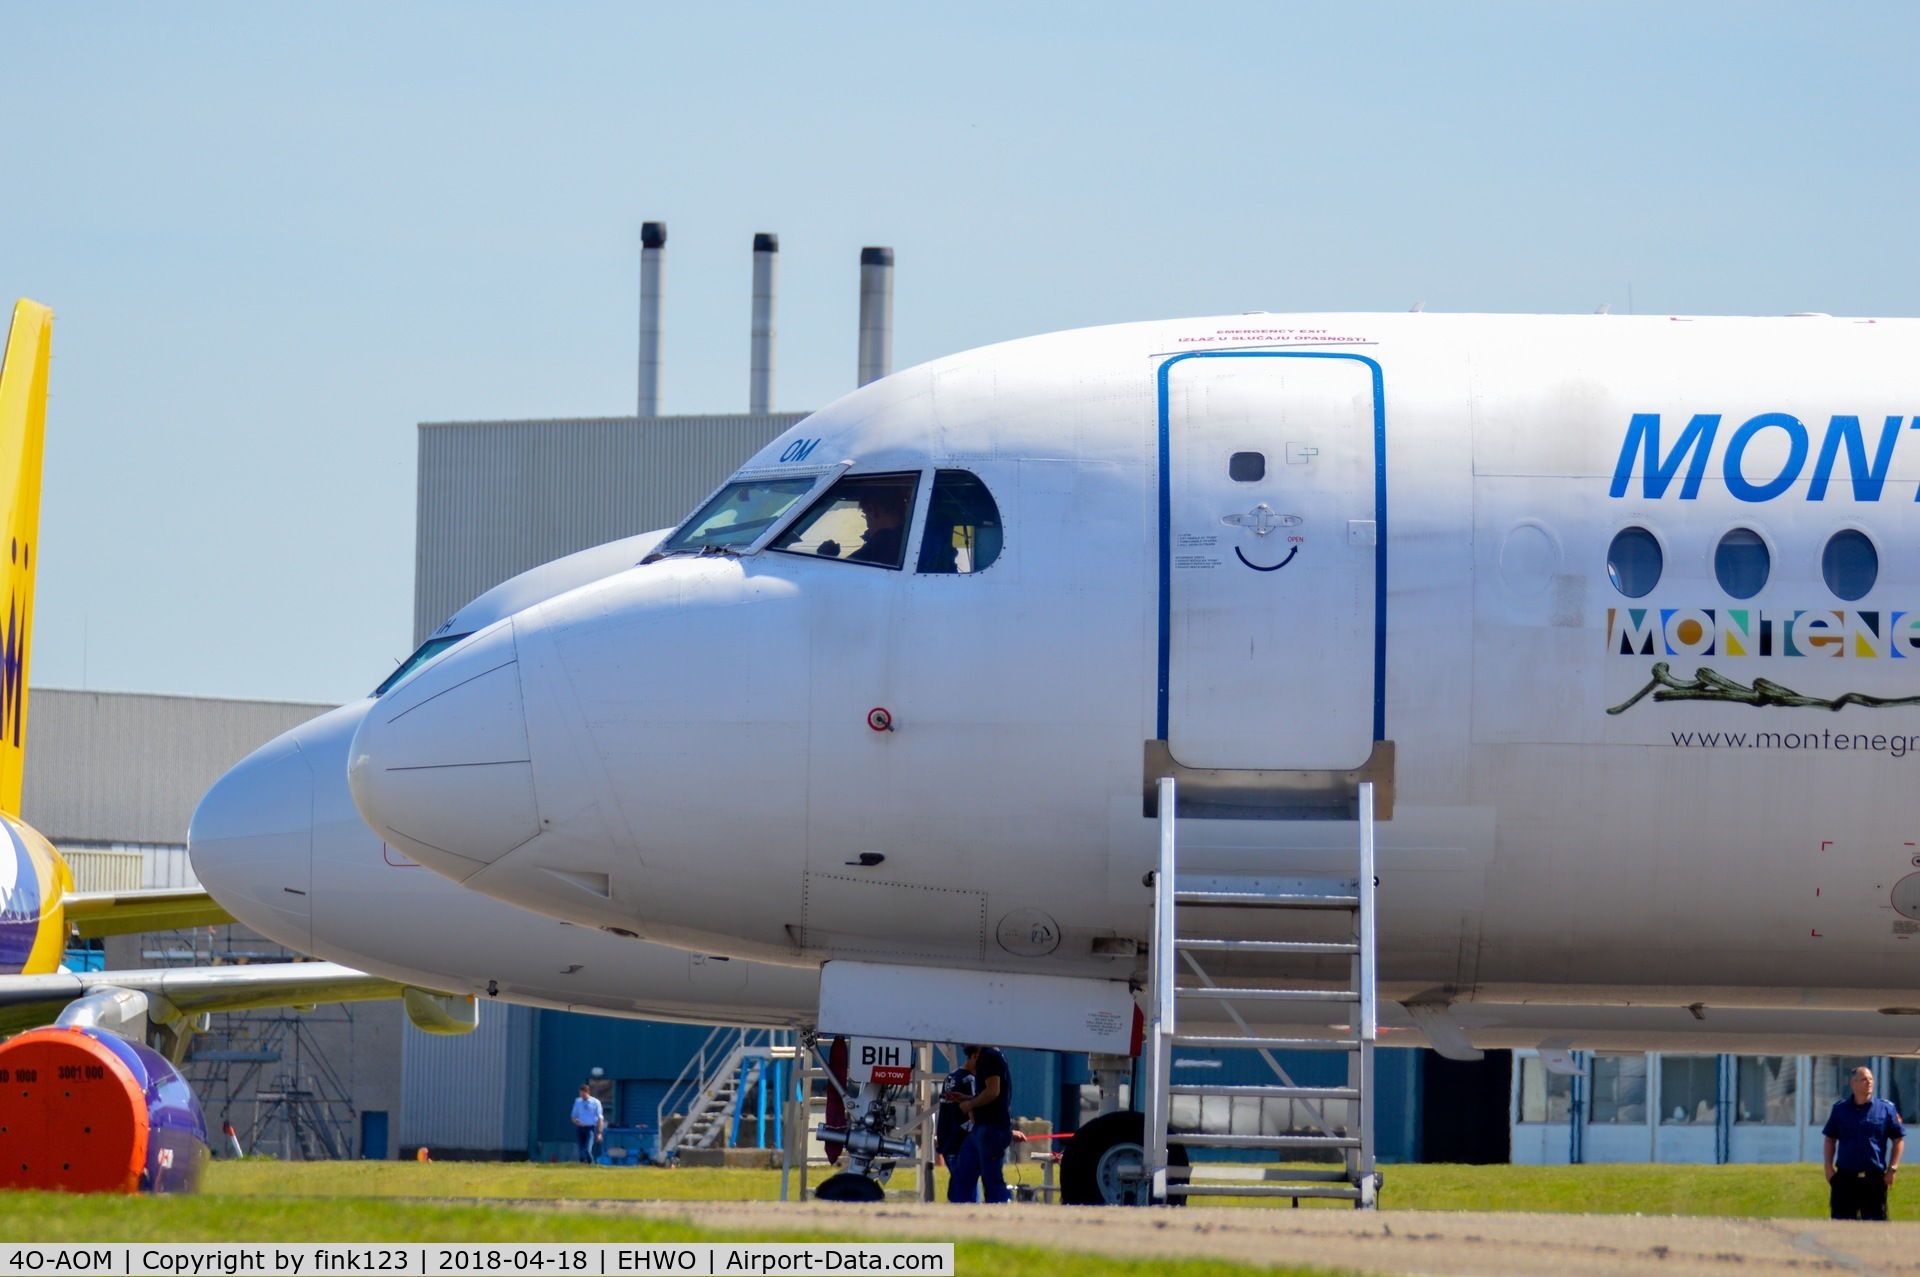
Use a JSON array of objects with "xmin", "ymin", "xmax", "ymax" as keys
[{"xmin": 642, "ymin": 543, "xmax": 742, "ymax": 565}]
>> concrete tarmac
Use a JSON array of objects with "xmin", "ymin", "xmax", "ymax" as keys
[{"xmin": 548, "ymin": 1199, "xmax": 1920, "ymax": 1276}]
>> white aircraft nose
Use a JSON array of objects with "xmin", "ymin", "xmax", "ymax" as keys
[
  {"xmin": 188, "ymin": 737, "xmax": 315, "ymax": 951},
  {"xmin": 346, "ymin": 621, "xmax": 541, "ymax": 881}
]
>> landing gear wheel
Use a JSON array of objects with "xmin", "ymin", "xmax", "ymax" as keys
[
  {"xmin": 813, "ymin": 1171, "xmax": 885, "ymax": 1202},
  {"xmin": 1059, "ymin": 1111, "xmax": 1188, "ymax": 1206}
]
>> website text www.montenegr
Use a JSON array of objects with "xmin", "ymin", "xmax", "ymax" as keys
[{"xmin": 1669, "ymin": 729, "xmax": 1920, "ymax": 756}]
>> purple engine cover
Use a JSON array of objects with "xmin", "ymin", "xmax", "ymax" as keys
[{"xmin": 86, "ymin": 1028, "xmax": 209, "ymax": 1193}]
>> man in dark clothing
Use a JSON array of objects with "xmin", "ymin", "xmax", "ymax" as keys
[
  {"xmin": 945, "ymin": 1044, "xmax": 1013, "ymax": 1204},
  {"xmin": 847, "ymin": 491, "xmax": 907, "ymax": 567},
  {"xmin": 1824, "ymin": 1065, "xmax": 1905, "ymax": 1220}
]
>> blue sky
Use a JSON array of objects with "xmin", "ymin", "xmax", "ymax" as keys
[{"xmin": 3, "ymin": 2, "xmax": 1917, "ymax": 703}]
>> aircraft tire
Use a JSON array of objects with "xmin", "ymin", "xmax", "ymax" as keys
[
  {"xmin": 1059, "ymin": 1111, "xmax": 1187, "ymax": 1206},
  {"xmin": 813, "ymin": 1170, "xmax": 886, "ymax": 1202}
]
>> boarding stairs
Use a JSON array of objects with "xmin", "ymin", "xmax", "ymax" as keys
[
  {"xmin": 1142, "ymin": 777, "xmax": 1380, "ymax": 1207},
  {"xmin": 655, "ymin": 1027, "xmax": 789, "ymax": 1163}
]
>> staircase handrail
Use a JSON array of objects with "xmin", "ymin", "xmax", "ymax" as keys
[
  {"xmin": 656, "ymin": 1027, "xmax": 775, "ymax": 1160},
  {"xmin": 656, "ymin": 1025, "xmax": 742, "ymax": 1142}
]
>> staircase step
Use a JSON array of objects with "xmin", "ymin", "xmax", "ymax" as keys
[
  {"xmin": 1176, "ymin": 938, "xmax": 1358, "ymax": 955},
  {"xmin": 1181, "ymin": 1166, "xmax": 1354, "ymax": 1184},
  {"xmin": 1170, "ymin": 1183, "xmax": 1363, "ymax": 1200},
  {"xmin": 1174, "ymin": 1132, "xmax": 1360, "ymax": 1150},
  {"xmin": 1175, "ymin": 986, "xmax": 1356, "ymax": 1003},
  {"xmin": 1175, "ymin": 890, "xmax": 1359, "ymax": 909},
  {"xmin": 1168, "ymin": 1084, "xmax": 1360, "ymax": 1101},
  {"xmin": 1171, "ymin": 1034, "xmax": 1360, "ymax": 1051}
]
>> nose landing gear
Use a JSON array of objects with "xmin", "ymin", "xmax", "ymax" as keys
[{"xmin": 811, "ymin": 1036, "xmax": 920, "ymax": 1203}]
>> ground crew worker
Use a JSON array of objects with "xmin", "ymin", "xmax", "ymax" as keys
[
  {"xmin": 1824, "ymin": 1065, "xmax": 1904, "ymax": 1220},
  {"xmin": 945, "ymin": 1044, "xmax": 1013, "ymax": 1204},
  {"xmin": 572, "ymin": 1084, "xmax": 604, "ymax": 1164}
]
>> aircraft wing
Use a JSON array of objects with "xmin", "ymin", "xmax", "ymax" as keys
[
  {"xmin": 61, "ymin": 887, "xmax": 236, "ymax": 938},
  {"xmin": 0, "ymin": 961, "xmax": 409, "ymax": 1037}
]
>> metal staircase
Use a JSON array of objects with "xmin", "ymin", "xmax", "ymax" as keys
[
  {"xmin": 655, "ymin": 1027, "xmax": 791, "ymax": 1163},
  {"xmin": 1143, "ymin": 776, "xmax": 1380, "ymax": 1206}
]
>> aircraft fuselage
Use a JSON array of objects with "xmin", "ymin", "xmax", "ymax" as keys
[{"xmin": 349, "ymin": 312, "xmax": 1920, "ymax": 1016}]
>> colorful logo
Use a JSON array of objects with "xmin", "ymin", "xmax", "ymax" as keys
[{"xmin": 1607, "ymin": 608, "xmax": 1920, "ymax": 659}]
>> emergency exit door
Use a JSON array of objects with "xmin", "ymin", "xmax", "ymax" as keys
[{"xmin": 1160, "ymin": 352, "xmax": 1382, "ymax": 771}]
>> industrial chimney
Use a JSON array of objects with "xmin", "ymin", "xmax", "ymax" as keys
[
  {"xmin": 750, "ymin": 233, "xmax": 778, "ymax": 414},
  {"xmin": 857, "ymin": 246, "xmax": 894, "ymax": 387},
  {"xmin": 637, "ymin": 221, "xmax": 666, "ymax": 417}
]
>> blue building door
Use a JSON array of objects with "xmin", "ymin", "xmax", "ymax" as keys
[{"xmin": 360, "ymin": 1110, "xmax": 389, "ymax": 1160}]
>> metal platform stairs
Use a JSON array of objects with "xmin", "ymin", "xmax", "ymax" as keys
[
  {"xmin": 1142, "ymin": 776, "xmax": 1380, "ymax": 1207},
  {"xmin": 655, "ymin": 1027, "xmax": 794, "ymax": 1164}
]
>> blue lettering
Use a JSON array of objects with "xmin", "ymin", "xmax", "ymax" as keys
[
  {"xmin": 778, "ymin": 438, "xmax": 822, "ymax": 463},
  {"xmin": 1609, "ymin": 413, "xmax": 1719, "ymax": 499},
  {"xmin": 1808, "ymin": 415, "xmax": 1903, "ymax": 500},
  {"xmin": 1723, "ymin": 412, "xmax": 1808, "ymax": 502}
]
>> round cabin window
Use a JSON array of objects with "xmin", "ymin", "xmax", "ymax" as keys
[
  {"xmin": 1822, "ymin": 529, "xmax": 1878, "ymax": 601},
  {"xmin": 1607, "ymin": 527, "xmax": 1663, "ymax": 599},
  {"xmin": 1714, "ymin": 528, "xmax": 1770, "ymax": 599}
]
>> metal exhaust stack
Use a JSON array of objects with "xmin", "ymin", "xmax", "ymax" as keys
[
  {"xmin": 857, "ymin": 246, "xmax": 894, "ymax": 387},
  {"xmin": 637, "ymin": 221, "xmax": 666, "ymax": 417},
  {"xmin": 749, "ymin": 233, "xmax": 778, "ymax": 414}
]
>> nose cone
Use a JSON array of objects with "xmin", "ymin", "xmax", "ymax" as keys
[
  {"xmin": 189, "ymin": 737, "xmax": 315, "ymax": 952},
  {"xmin": 347, "ymin": 621, "xmax": 540, "ymax": 881}
]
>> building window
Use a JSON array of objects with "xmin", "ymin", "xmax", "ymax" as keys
[
  {"xmin": 1885, "ymin": 1059, "xmax": 1920, "ymax": 1123},
  {"xmin": 1714, "ymin": 528, "xmax": 1770, "ymax": 599},
  {"xmin": 1589, "ymin": 1055, "xmax": 1649, "ymax": 1124},
  {"xmin": 1517, "ymin": 1056, "xmax": 1573, "ymax": 1123},
  {"xmin": 1607, "ymin": 528, "xmax": 1663, "ymax": 599},
  {"xmin": 1660, "ymin": 1055, "xmax": 1718, "ymax": 1125},
  {"xmin": 1168, "ymin": 1093, "xmax": 1352, "ymax": 1140},
  {"xmin": 1811, "ymin": 1056, "xmax": 1876, "ymax": 1109},
  {"xmin": 1822, "ymin": 530, "xmax": 1878, "ymax": 601},
  {"xmin": 1735, "ymin": 1056, "xmax": 1797, "ymax": 1125}
]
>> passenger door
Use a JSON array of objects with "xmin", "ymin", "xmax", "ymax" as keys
[{"xmin": 1162, "ymin": 353, "xmax": 1382, "ymax": 770}]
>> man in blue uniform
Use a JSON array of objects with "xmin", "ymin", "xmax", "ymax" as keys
[
  {"xmin": 1823, "ymin": 1065, "xmax": 1904, "ymax": 1220},
  {"xmin": 945, "ymin": 1044, "xmax": 1013, "ymax": 1204}
]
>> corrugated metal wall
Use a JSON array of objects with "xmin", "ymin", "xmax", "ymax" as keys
[
  {"xmin": 22, "ymin": 690, "xmax": 333, "ymax": 845},
  {"xmin": 64, "ymin": 843, "xmax": 201, "ymax": 889},
  {"xmin": 399, "ymin": 1003, "xmax": 534, "ymax": 1156},
  {"xmin": 413, "ymin": 413, "xmax": 806, "ymax": 642},
  {"xmin": 131, "ymin": 843, "xmax": 199, "ymax": 889},
  {"xmin": 63, "ymin": 848, "xmax": 143, "ymax": 892}
]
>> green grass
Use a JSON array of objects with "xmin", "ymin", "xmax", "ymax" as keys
[
  {"xmin": 0, "ymin": 1192, "xmax": 1344, "ymax": 1277},
  {"xmin": 198, "ymin": 1159, "xmax": 1862, "ymax": 1218},
  {"xmin": 0, "ymin": 1158, "xmax": 1875, "ymax": 1277},
  {"xmin": 203, "ymin": 1160, "xmax": 800, "ymax": 1201},
  {"xmin": 1361, "ymin": 1161, "xmax": 1848, "ymax": 1217}
]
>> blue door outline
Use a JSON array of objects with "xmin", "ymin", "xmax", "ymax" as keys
[{"xmin": 1155, "ymin": 350, "xmax": 1388, "ymax": 748}]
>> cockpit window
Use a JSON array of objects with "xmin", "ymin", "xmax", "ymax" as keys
[
  {"xmin": 374, "ymin": 632, "xmax": 473, "ymax": 696},
  {"xmin": 917, "ymin": 470, "xmax": 1003, "ymax": 574},
  {"xmin": 659, "ymin": 477, "xmax": 819, "ymax": 555},
  {"xmin": 771, "ymin": 472, "xmax": 920, "ymax": 569}
]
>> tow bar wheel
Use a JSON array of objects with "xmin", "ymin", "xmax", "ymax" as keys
[{"xmin": 1059, "ymin": 1111, "xmax": 1188, "ymax": 1207}]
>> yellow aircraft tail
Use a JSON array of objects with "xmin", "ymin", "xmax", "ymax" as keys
[{"xmin": 0, "ymin": 301, "xmax": 50, "ymax": 819}]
